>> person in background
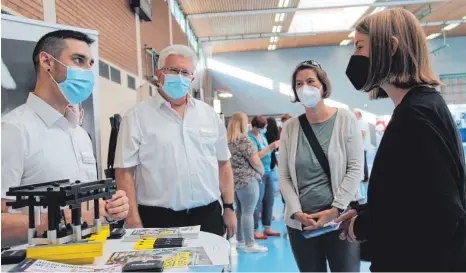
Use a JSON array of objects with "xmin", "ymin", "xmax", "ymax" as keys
[
  {"xmin": 265, "ymin": 118, "xmax": 281, "ymax": 219},
  {"xmin": 227, "ymin": 112, "xmax": 268, "ymax": 253},
  {"xmin": 279, "ymin": 60, "xmax": 363, "ymax": 272},
  {"xmin": 279, "ymin": 113, "xmax": 293, "ymax": 136},
  {"xmin": 354, "ymin": 110, "xmax": 369, "ymax": 182},
  {"xmin": 1, "ymin": 30, "xmax": 129, "ymax": 247},
  {"xmin": 115, "ymin": 44, "xmax": 237, "ymax": 238},
  {"xmin": 337, "ymin": 8, "xmax": 466, "ymax": 271},
  {"xmin": 248, "ymin": 116, "xmax": 281, "ymax": 239},
  {"xmin": 265, "ymin": 117, "xmax": 280, "ymax": 172}
]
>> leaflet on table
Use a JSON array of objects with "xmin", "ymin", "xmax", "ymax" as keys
[
  {"xmin": 9, "ymin": 258, "xmax": 122, "ymax": 272},
  {"xmin": 301, "ymin": 221, "xmax": 342, "ymax": 239},
  {"xmin": 122, "ymin": 225, "xmax": 201, "ymax": 241},
  {"xmin": 105, "ymin": 246, "xmax": 213, "ymax": 269}
]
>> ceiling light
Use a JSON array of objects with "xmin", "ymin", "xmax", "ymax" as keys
[
  {"xmin": 275, "ymin": 13, "xmax": 286, "ymax": 22},
  {"xmin": 427, "ymin": 32, "xmax": 441, "ymax": 40},
  {"xmin": 443, "ymin": 23, "xmax": 460, "ymax": 31},
  {"xmin": 268, "ymin": 44, "xmax": 277, "ymax": 50},
  {"xmin": 272, "ymin": 26, "xmax": 283, "ymax": 33},
  {"xmin": 340, "ymin": 39, "xmax": 352, "ymax": 46},
  {"xmin": 283, "ymin": 0, "xmax": 290, "ymax": 7},
  {"xmin": 279, "ymin": 13, "xmax": 286, "ymax": 21},
  {"xmin": 268, "ymin": 44, "xmax": 273, "ymax": 50},
  {"xmin": 218, "ymin": 93, "xmax": 233, "ymax": 98},
  {"xmin": 278, "ymin": 0, "xmax": 284, "ymax": 7},
  {"xmin": 371, "ymin": 6, "xmax": 386, "ymax": 15},
  {"xmin": 348, "ymin": 31, "xmax": 355, "ymax": 38},
  {"xmin": 463, "ymin": 16, "xmax": 466, "ymax": 19},
  {"xmin": 270, "ymin": 36, "xmax": 279, "ymax": 43}
]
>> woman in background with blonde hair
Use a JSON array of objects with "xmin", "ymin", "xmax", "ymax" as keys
[
  {"xmin": 337, "ymin": 8, "xmax": 466, "ymax": 271},
  {"xmin": 227, "ymin": 112, "xmax": 268, "ymax": 253}
]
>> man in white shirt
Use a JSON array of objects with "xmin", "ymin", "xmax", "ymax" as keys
[
  {"xmin": 354, "ymin": 110, "xmax": 370, "ymax": 182},
  {"xmin": 1, "ymin": 30, "xmax": 129, "ymax": 247},
  {"xmin": 115, "ymin": 45, "xmax": 237, "ymax": 238}
]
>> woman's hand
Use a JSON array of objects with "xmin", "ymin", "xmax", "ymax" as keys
[
  {"xmin": 270, "ymin": 140, "xmax": 280, "ymax": 150},
  {"xmin": 335, "ymin": 209, "xmax": 359, "ymax": 243},
  {"xmin": 303, "ymin": 208, "xmax": 339, "ymax": 230},
  {"xmin": 294, "ymin": 212, "xmax": 317, "ymax": 228}
]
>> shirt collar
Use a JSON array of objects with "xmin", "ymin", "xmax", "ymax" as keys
[
  {"xmin": 153, "ymin": 90, "xmax": 196, "ymax": 109},
  {"xmin": 26, "ymin": 93, "xmax": 63, "ymax": 127}
]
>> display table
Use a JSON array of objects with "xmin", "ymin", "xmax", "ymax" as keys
[{"xmin": 1, "ymin": 230, "xmax": 230, "ymax": 272}]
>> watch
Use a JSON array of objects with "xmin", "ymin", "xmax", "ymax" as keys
[{"xmin": 223, "ymin": 203, "xmax": 234, "ymax": 211}]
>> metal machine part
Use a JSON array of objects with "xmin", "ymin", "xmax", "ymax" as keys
[{"xmin": 6, "ymin": 179, "xmax": 116, "ymax": 245}]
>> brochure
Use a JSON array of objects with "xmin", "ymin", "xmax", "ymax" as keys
[
  {"xmin": 105, "ymin": 246, "xmax": 213, "ymax": 269},
  {"xmin": 122, "ymin": 225, "xmax": 201, "ymax": 242},
  {"xmin": 301, "ymin": 220, "xmax": 341, "ymax": 239},
  {"xmin": 9, "ymin": 258, "xmax": 122, "ymax": 272}
]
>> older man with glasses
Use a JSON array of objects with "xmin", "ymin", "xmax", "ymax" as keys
[{"xmin": 115, "ymin": 45, "xmax": 237, "ymax": 238}]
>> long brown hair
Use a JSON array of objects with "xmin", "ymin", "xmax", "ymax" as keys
[{"xmin": 355, "ymin": 8, "xmax": 442, "ymax": 99}]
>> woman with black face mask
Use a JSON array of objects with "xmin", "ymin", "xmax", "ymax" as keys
[{"xmin": 336, "ymin": 8, "xmax": 466, "ymax": 272}]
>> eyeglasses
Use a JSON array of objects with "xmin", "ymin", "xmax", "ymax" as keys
[
  {"xmin": 297, "ymin": 60, "xmax": 322, "ymax": 69},
  {"xmin": 161, "ymin": 67, "xmax": 194, "ymax": 78}
]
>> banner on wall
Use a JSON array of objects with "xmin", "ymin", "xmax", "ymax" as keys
[{"xmin": 1, "ymin": 14, "xmax": 102, "ymax": 176}]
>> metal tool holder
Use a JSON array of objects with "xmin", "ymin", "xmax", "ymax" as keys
[{"xmin": 6, "ymin": 179, "xmax": 116, "ymax": 245}]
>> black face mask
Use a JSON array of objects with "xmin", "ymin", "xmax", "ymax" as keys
[{"xmin": 345, "ymin": 55, "xmax": 370, "ymax": 91}]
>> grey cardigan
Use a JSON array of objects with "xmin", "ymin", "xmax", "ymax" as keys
[{"xmin": 278, "ymin": 108, "xmax": 364, "ymax": 230}]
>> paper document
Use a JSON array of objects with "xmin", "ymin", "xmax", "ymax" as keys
[
  {"xmin": 301, "ymin": 220, "xmax": 341, "ymax": 239},
  {"xmin": 9, "ymin": 259, "xmax": 122, "ymax": 272}
]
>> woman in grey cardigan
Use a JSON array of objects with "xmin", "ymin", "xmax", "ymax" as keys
[{"xmin": 278, "ymin": 60, "xmax": 364, "ymax": 272}]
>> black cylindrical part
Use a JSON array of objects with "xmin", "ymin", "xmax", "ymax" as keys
[
  {"xmin": 72, "ymin": 207, "xmax": 81, "ymax": 225},
  {"xmin": 47, "ymin": 205, "xmax": 56, "ymax": 231},
  {"xmin": 94, "ymin": 198, "xmax": 100, "ymax": 219},
  {"xmin": 28, "ymin": 205, "xmax": 35, "ymax": 228}
]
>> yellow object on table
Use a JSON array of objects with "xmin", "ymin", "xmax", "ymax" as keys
[
  {"xmin": 87, "ymin": 225, "xmax": 111, "ymax": 242},
  {"xmin": 26, "ymin": 242, "xmax": 104, "ymax": 265},
  {"xmin": 134, "ymin": 238, "xmax": 158, "ymax": 250}
]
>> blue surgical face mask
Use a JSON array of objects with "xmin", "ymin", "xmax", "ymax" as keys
[
  {"xmin": 261, "ymin": 128, "xmax": 267, "ymax": 134},
  {"xmin": 163, "ymin": 74, "xmax": 191, "ymax": 100},
  {"xmin": 48, "ymin": 55, "xmax": 95, "ymax": 105}
]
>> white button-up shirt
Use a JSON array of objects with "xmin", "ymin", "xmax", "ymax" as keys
[
  {"xmin": 114, "ymin": 93, "xmax": 231, "ymax": 211},
  {"xmin": 1, "ymin": 93, "xmax": 97, "ymax": 201}
]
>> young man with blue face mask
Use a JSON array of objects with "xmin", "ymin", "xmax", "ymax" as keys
[
  {"xmin": 1, "ymin": 30, "xmax": 129, "ymax": 247},
  {"xmin": 115, "ymin": 45, "xmax": 237, "ymax": 238}
]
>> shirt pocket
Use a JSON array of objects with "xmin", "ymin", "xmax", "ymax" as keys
[
  {"xmin": 199, "ymin": 128, "xmax": 217, "ymax": 144},
  {"xmin": 80, "ymin": 151, "xmax": 97, "ymax": 180}
]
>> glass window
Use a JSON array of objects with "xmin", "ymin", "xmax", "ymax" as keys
[
  {"xmin": 180, "ymin": 16, "xmax": 186, "ymax": 33},
  {"xmin": 169, "ymin": 0, "xmax": 175, "ymax": 15}
]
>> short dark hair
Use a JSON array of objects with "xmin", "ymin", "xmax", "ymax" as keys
[
  {"xmin": 251, "ymin": 116, "xmax": 267, "ymax": 129},
  {"xmin": 291, "ymin": 62, "xmax": 332, "ymax": 103},
  {"xmin": 33, "ymin": 29, "xmax": 94, "ymax": 73}
]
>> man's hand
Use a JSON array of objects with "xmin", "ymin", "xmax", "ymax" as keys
[
  {"xmin": 104, "ymin": 190, "xmax": 129, "ymax": 221},
  {"xmin": 303, "ymin": 208, "xmax": 339, "ymax": 231},
  {"xmin": 223, "ymin": 208, "xmax": 237, "ymax": 239}
]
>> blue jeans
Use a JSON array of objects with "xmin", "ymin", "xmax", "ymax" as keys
[
  {"xmin": 235, "ymin": 178, "xmax": 260, "ymax": 246},
  {"xmin": 254, "ymin": 169, "xmax": 276, "ymax": 230}
]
